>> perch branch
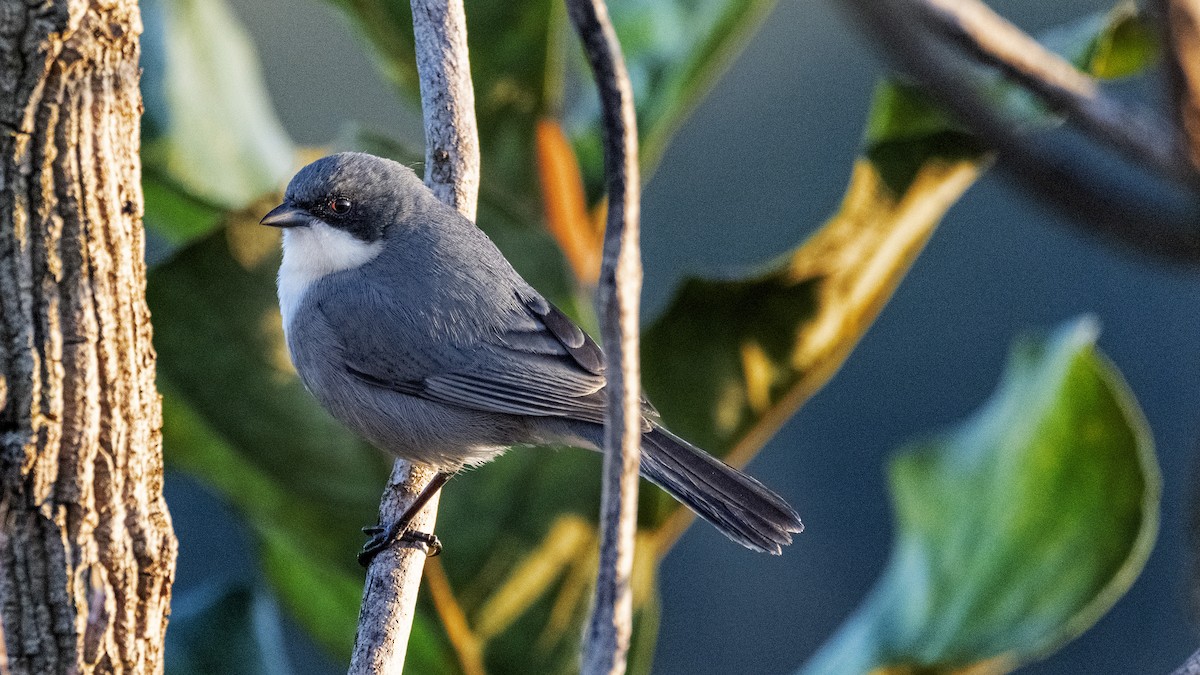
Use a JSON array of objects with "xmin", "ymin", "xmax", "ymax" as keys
[
  {"xmin": 842, "ymin": 0, "xmax": 1200, "ymax": 261},
  {"xmin": 564, "ymin": 0, "xmax": 643, "ymax": 673},
  {"xmin": 348, "ymin": 0, "xmax": 480, "ymax": 672}
]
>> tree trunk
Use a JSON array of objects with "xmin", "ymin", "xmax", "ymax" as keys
[{"xmin": 0, "ymin": 1, "xmax": 177, "ymax": 673}]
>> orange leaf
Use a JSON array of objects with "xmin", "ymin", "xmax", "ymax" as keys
[{"xmin": 535, "ymin": 118, "xmax": 601, "ymax": 285}]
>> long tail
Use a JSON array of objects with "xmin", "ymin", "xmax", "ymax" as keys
[{"xmin": 639, "ymin": 427, "xmax": 803, "ymax": 554}]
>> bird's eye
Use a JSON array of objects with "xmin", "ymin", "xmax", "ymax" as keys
[{"xmin": 329, "ymin": 197, "xmax": 352, "ymax": 215}]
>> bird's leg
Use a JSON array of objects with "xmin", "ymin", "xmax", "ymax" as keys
[{"xmin": 359, "ymin": 471, "xmax": 452, "ymax": 567}]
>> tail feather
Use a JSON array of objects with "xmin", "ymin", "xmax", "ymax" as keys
[{"xmin": 640, "ymin": 427, "xmax": 803, "ymax": 555}]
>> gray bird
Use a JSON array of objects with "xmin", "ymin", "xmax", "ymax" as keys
[{"xmin": 261, "ymin": 152, "xmax": 803, "ymax": 561}]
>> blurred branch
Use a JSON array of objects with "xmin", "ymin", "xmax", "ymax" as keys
[
  {"xmin": 1173, "ymin": 647, "xmax": 1200, "ymax": 675},
  {"xmin": 564, "ymin": 0, "xmax": 643, "ymax": 673},
  {"xmin": 1160, "ymin": 0, "xmax": 1200, "ymax": 169},
  {"xmin": 424, "ymin": 558, "xmax": 486, "ymax": 675},
  {"xmin": 917, "ymin": 0, "xmax": 1193, "ymax": 183},
  {"xmin": 842, "ymin": 0, "xmax": 1200, "ymax": 262},
  {"xmin": 348, "ymin": 0, "xmax": 480, "ymax": 672}
]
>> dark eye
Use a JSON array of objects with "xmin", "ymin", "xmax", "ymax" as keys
[{"xmin": 329, "ymin": 197, "xmax": 352, "ymax": 215}]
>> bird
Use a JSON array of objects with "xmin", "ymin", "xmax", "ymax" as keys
[{"xmin": 260, "ymin": 152, "xmax": 803, "ymax": 563}]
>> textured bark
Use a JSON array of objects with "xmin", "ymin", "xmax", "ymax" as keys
[{"xmin": 0, "ymin": 1, "xmax": 177, "ymax": 673}]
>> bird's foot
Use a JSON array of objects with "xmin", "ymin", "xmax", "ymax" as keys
[
  {"xmin": 400, "ymin": 530, "xmax": 442, "ymax": 557},
  {"xmin": 358, "ymin": 520, "xmax": 441, "ymax": 567}
]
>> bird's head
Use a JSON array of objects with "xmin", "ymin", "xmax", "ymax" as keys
[{"xmin": 261, "ymin": 151, "xmax": 423, "ymax": 244}]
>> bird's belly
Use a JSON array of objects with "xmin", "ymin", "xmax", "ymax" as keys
[{"xmin": 297, "ymin": 362, "xmax": 515, "ymax": 470}]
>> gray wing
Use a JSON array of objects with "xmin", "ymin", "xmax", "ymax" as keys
[{"xmin": 340, "ymin": 285, "xmax": 619, "ymax": 425}]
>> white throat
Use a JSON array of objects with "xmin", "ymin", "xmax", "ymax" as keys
[{"xmin": 278, "ymin": 221, "xmax": 384, "ymax": 331}]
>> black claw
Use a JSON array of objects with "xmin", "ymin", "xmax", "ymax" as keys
[
  {"xmin": 358, "ymin": 521, "xmax": 443, "ymax": 567},
  {"xmin": 400, "ymin": 531, "xmax": 442, "ymax": 557},
  {"xmin": 358, "ymin": 534, "xmax": 390, "ymax": 568},
  {"xmin": 356, "ymin": 472, "xmax": 453, "ymax": 568}
]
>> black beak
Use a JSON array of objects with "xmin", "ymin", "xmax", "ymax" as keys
[{"xmin": 260, "ymin": 203, "xmax": 314, "ymax": 228}]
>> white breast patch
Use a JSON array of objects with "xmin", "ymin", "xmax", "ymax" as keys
[{"xmin": 278, "ymin": 221, "xmax": 384, "ymax": 332}]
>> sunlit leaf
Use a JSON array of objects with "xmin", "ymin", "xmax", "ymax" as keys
[
  {"xmin": 141, "ymin": 0, "xmax": 295, "ymax": 220},
  {"xmin": 644, "ymin": 156, "xmax": 982, "ymax": 535},
  {"xmin": 1042, "ymin": 2, "xmax": 1159, "ymax": 80},
  {"xmin": 801, "ymin": 319, "xmax": 1159, "ymax": 674},
  {"xmin": 642, "ymin": 0, "xmax": 1159, "ymax": 541}
]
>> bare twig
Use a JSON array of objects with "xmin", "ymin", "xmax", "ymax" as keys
[
  {"xmin": 842, "ymin": 0, "xmax": 1200, "ymax": 261},
  {"xmin": 564, "ymin": 0, "xmax": 643, "ymax": 673},
  {"xmin": 1173, "ymin": 646, "xmax": 1200, "ymax": 675},
  {"xmin": 1160, "ymin": 0, "xmax": 1200, "ymax": 169},
  {"xmin": 916, "ymin": 0, "xmax": 1194, "ymax": 183},
  {"xmin": 348, "ymin": 0, "xmax": 480, "ymax": 672}
]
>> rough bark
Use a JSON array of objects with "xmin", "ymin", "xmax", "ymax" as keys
[{"xmin": 0, "ymin": 1, "xmax": 177, "ymax": 673}]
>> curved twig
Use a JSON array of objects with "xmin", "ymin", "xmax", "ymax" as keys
[
  {"xmin": 564, "ymin": 0, "xmax": 643, "ymax": 672},
  {"xmin": 348, "ymin": 0, "xmax": 480, "ymax": 672},
  {"xmin": 842, "ymin": 0, "xmax": 1200, "ymax": 262},
  {"xmin": 917, "ymin": 0, "xmax": 1193, "ymax": 183}
]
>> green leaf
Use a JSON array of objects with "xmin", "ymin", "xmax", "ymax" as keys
[
  {"xmin": 141, "ymin": 0, "xmax": 295, "ymax": 215},
  {"xmin": 326, "ymin": 0, "xmax": 776, "ymax": 199},
  {"xmin": 570, "ymin": 0, "xmax": 777, "ymax": 191},
  {"xmin": 801, "ymin": 319, "xmax": 1159, "ymax": 675},
  {"xmin": 1043, "ymin": 2, "xmax": 1159, "ymax": 80},
  {"xmin": 324, "ymin": 0, "xmax": 557, "ymax": 197},
  {"xmin": 165, "ymin": 583, "xmax": 293, "ymax": 675},
  {"xmin": 863, "ymin": 3, "xmax": 1157, "ymax": 192}
]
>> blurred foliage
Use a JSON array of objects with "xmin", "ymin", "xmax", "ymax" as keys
[
  {"xmin": 802, "ymin": 320, "xmax": 1159, "ymax": 674},
  {"xmin": 165, "ymin": 584, "xmax": 294, "ymax": 675},
  {"xmin": 322, "ymin": 0, "xmax": 775, "ymax": 201},
  {"xmin": 139, "ymin": 0, "xmax": 1164, "ymax": 672},
  {"xmin": 141, "ymin": 0, "xmax": 295, "ymax": 213}
]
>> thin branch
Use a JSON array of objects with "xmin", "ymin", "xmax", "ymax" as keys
[
  {"xmin": 1161, "ymin": 0, "xmax": 1200, "ymax": 169},
  {"xmin": 841, "ymin": 0, "xmax": 1200, "ymax": 262},
  {"xmin": 564, "ymin": 0, "xmax": 643, "ymax": 673},
  {"xmin": 411, "ymin": 0, "xmax": 480, "ymax": 219},
  {"xmin": 916, "ymin": 0, "xmax": 1194, "ymax": 184},
  {"xmin": 350, "ymin": 464, "xmax": 444, "ymax": 673},
  {"xmin": 348, "ymin": 0, "xmax": 480, "ymax": 672}
]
